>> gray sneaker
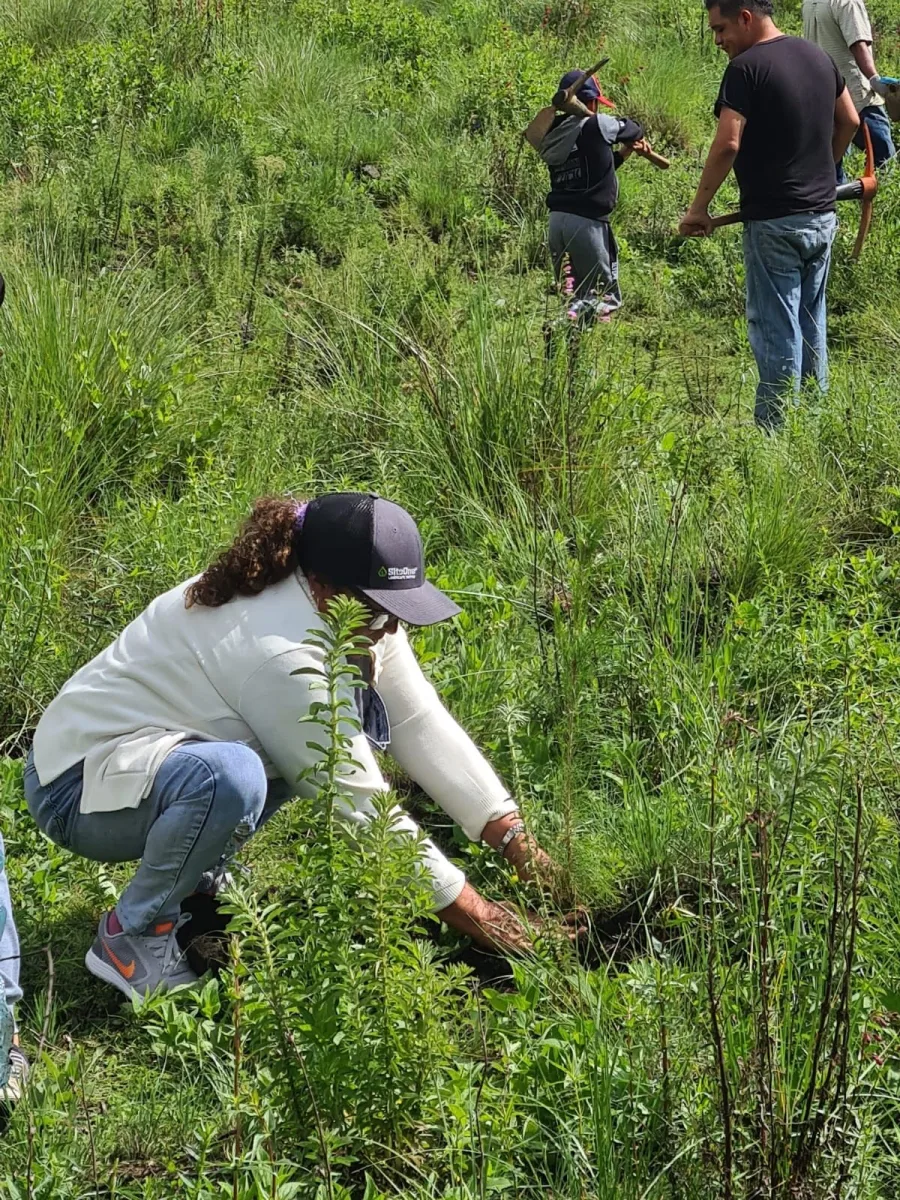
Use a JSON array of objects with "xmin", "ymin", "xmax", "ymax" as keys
[
  {"xmin": 0, "ymin": 1045, "xmax": 29, "ymax": 1111},
  {"xmin": 85, "ymin": 912, "xmax": 200, "ymax": 1000}
]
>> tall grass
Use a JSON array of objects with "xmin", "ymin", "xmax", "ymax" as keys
[{"xmin": 0, "ymin": 0, "xmax": 900, "ymax": 1194}]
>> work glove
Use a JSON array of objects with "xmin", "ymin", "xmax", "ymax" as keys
[{"xmin": 869, "ymin": 74, "xmax": 900, "ymax": 98}]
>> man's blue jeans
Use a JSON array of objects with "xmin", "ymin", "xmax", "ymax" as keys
[
  {"xmin": 742, "ymin": 212, "xmax": 837, "ymax": 430},
  {"xmin": 24, "ymin": 743, "xmax": 293, "ymax": 935},
  {"xmin": 837, "ymin": 105, "xmax": 895, "ymax": 183}
]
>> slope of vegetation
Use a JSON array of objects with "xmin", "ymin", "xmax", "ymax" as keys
[{"xmin": 3, "ymin": 0, "xmax": 900, "ymax": 1194}]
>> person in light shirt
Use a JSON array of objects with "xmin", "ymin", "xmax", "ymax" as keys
[
  {"xmin": 25, "ymin": 493, "xmax": 566, "ymax": 998},
  {"xmin": 803, "ymin": 0, "xmax": 898, "ymax": 179}
]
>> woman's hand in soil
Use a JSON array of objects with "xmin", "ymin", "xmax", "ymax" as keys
[
  {"xmin": 438, "ymin": 884, "xmax": 589, "ymax": 956},
  {"xmin": 438, "ymin": 883, "xmax": 544, "ymax": 954}
]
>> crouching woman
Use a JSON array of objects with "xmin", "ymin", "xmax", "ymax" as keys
[{"xmin": 24, "ymin": 493, "xmax": 561, "ymax": 999}]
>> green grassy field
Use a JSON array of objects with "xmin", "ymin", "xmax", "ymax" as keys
[{"xmin": 3, "ymin": 0, "xmax": 900, "ymax": 1193}]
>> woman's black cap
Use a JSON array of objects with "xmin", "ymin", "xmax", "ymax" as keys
[{"xmin": 298, "ymin": 493, "xmax": 461, "ymax": 626}]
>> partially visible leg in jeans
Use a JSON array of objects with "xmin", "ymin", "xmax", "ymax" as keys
[
  {"xmin": 840, "ymin": 106, "xmax": 895, "ymax": 182},
  {"xmin": 855, "ymin": 106, "xmax": 896, "ymax": 169},
  {"xmin": 0, "ymin": 833, "xmax": 21, "ymax": 1011},
  {"xmin": 255, "ymin": 778, "xmax": 295, "ymax": 833},
  {"xmin": 198, "ymin": 776, "xmax": 295, "ymax": 890},
  {"xmin": 63, "ymin": 741, "xmax": 269, "ymax": 934},
  {"xmin": 798, "ymin": 213, "xmax": 837, "ymax": 392},
  {"xmin": 743, "ymin": 220, "xmax": 804, "ymax": 430}
]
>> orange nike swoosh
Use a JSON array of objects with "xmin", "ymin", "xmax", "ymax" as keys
[{"xmin": 103, "ymin": 940, "xmax": 136, "ymax": 979}]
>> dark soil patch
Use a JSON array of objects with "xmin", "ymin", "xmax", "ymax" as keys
[{"xmin": 178, "ymin": 888, "xmax": 687, "ymax": 990}]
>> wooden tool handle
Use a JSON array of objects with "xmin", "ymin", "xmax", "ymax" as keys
[
  {"xmin": 561, "ymin": 96, "xmax": 594, "ymax": 119},
  {"xmin": 710, "ymin": 212, "xmax": 742, "ymax": 230},
  {"xmin": 552, "ymin": 56, "xmax": 610, "ymax": 108},
  {"xmin": 637, "ymin": 147, "xmax": 670, "ymax": 170},
  {"xmin": 567, "ymin": 56, "xmax": 609, "ymax": 101}
]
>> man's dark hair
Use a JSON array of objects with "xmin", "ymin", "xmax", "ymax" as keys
[{"xmin": 705, "ymin": 0, "xmax": 774, "ymax": 14}]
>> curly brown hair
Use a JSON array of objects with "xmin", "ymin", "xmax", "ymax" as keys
[{"xmin": 185, "ymin": 496, "xmax": 303, "ymax": 608}]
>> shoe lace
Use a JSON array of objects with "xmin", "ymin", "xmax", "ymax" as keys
[
  {"xmin": 160, "ymin": 914, "xmax": 193, "ymax": 973},
  {"xmin": 8, "ymin": 1046, "xmax": 27, "ymax": 1077},
  {"xmin": 196, "ymin": 864, "xmax": 237, "ymax": 896},
  {"xmin": 1, "ymin": 1046, "xmax": 27, "ymax": 1098}
]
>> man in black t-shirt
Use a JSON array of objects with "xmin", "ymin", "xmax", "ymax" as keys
[
  {"xmin": 678, "ymin": 0, "xmax": 859, "ymax": 429},
  {"xmin": 539, "ymin": 71, "xmax": 646, "ymax": 324}
]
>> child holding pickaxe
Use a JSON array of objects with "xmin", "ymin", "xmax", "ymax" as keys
[{"xmin": 527, "ymin": 66, "xmax": 666, "ymax": 324}]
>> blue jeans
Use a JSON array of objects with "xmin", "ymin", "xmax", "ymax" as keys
[
  {"xmin": 837, "ymin": 106, "xmax": 895, "ymax": 183},
  {"xmin": 743, "ymin": 212, "xmax": 837, "ymax": 430},
  {"xmin": 0, "ymin": 832, "xmax": 21, "ymax": 1010},
  {"xmin": 24, "ymin": 744, "xmax": 293, "ymax": 935}
]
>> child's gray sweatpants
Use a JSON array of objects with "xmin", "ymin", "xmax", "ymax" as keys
[{"xmin": 549, "ymin": 211, "xmax": 621, "ymax": 307}]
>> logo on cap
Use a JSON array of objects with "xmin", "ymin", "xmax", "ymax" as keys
[{"xmin": 387, "ymin": 566, "xmax": 418, "ymax": 580}]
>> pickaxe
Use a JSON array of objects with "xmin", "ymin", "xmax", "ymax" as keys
[
  {"xmin": 707, "ymin": 123, "xmax": 877, "ymax": 259},
  {"xmin": 523, "ymin": 59, "xmax": 671, "ymax": 171}
]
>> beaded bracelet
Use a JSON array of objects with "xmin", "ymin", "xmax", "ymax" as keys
[{"xmin": 496, "ymin": 821, "xmax": 527, "ymax": 857}]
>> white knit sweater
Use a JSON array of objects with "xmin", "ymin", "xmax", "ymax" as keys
[{"xmin": 32, "ymin": 571, "xmax": 516, "ymax": 908}]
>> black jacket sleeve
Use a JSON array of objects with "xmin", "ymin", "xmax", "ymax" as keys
[
  {"xmin": 615, "ymin": 116, "xmax": 644, "ymax": 144},
  {"xmin": 610, "ymin": 116, "xmax": 645, "ymax": 168}
]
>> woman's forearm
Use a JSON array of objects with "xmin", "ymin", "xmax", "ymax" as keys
[{"xmin": 437, "ymin": 882, "xmax": 538, "ymax": 952}]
